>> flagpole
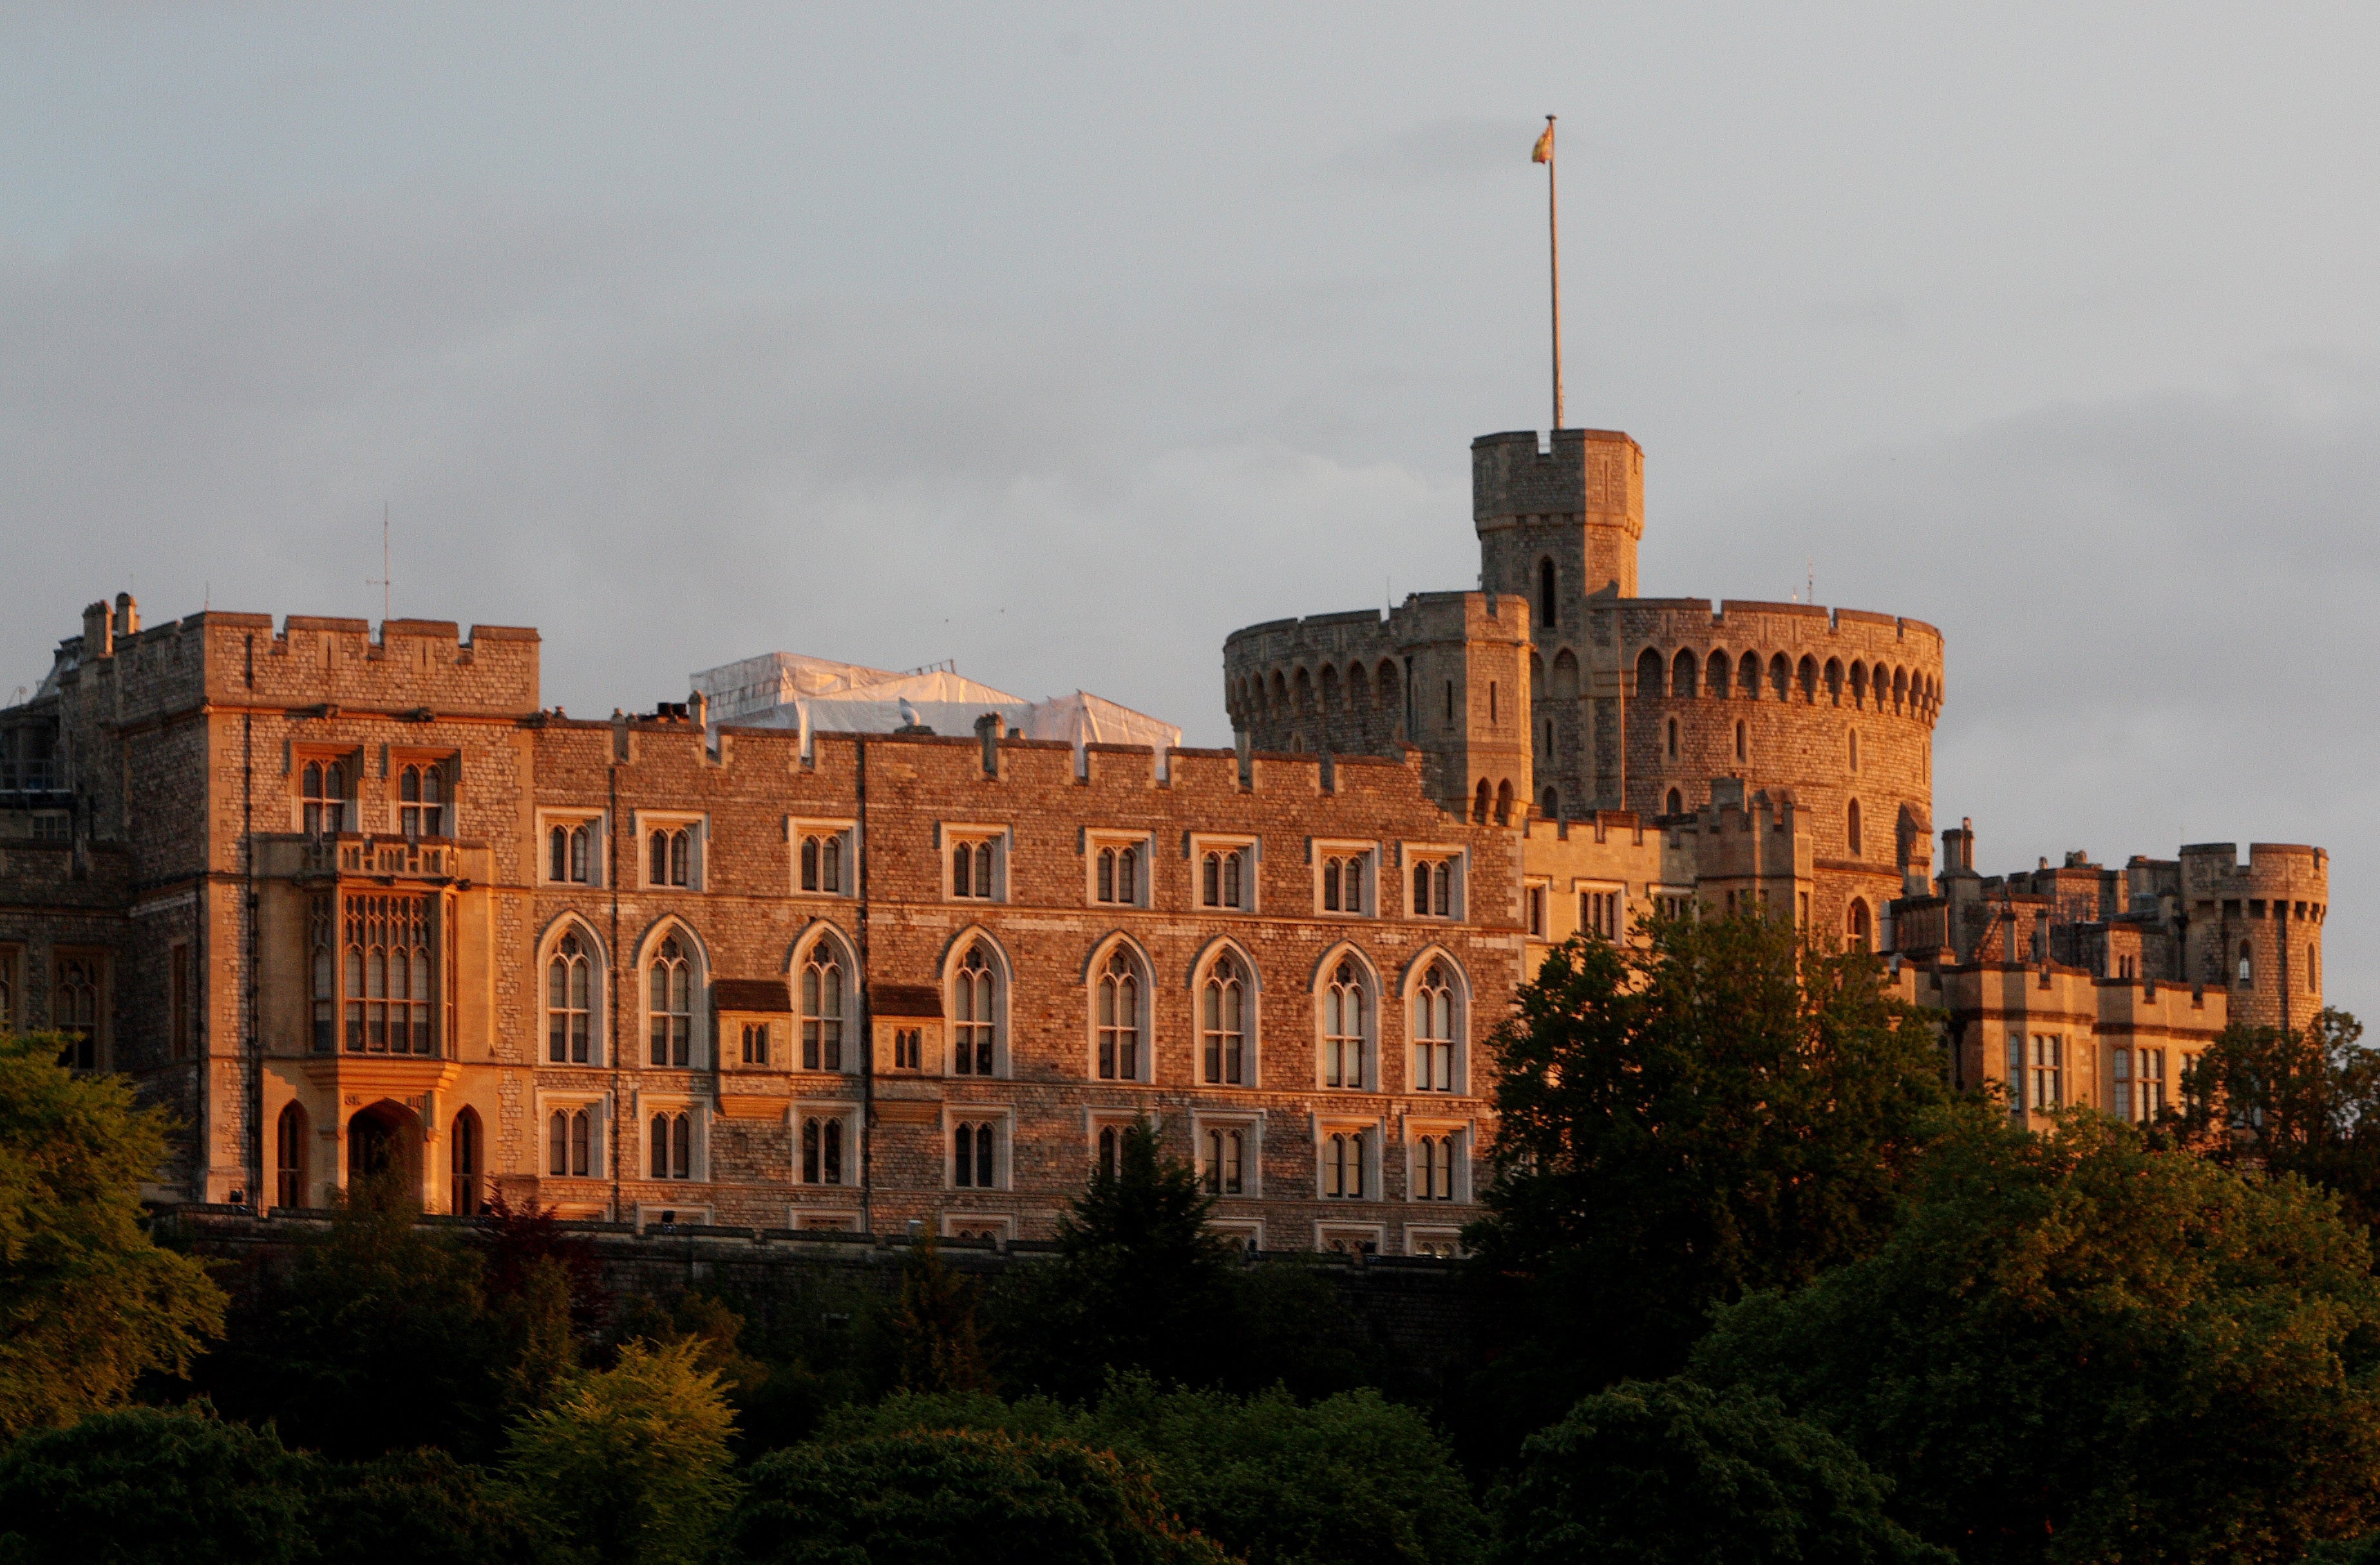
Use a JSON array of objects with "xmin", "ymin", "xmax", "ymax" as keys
[{"xmin": 1544, "ymin": 115, "xmax": 1562, "ymax": 432}]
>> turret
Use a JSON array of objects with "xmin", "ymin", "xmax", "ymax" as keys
[{"xmin": 1473, "ymin": 428, "xmax": 1645, "ymax": 629}]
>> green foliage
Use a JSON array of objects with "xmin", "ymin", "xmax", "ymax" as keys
[
  {"xmin": 504, "ymin": 1336, "xmax": 740, "ymax": 1565},
  {"xmin": 1457, "ymin": 916, "xmax": 1960, "ymax": 1448},
  {"xmin": 304, "ymin": 1446, "xmax": 554, "ymax": 1564},
  {"xmin": 495, "ymin": 1255, "xmax": 580, "ymax": 1412},
  {"xmin": 883, "ymin": 1237, "xmax": 997, "ymax": 1393},
  {"xmin": 1693, "ymin": 1112, "xmax": 2380, "ymax": 1565},
  {"xmin": 196, "ymin": 1173, "xmax": 511, "ymax": 1459},
  {"xmin": 0, "ymin": 1406, "xmax": 556, "ymax": 1565},
  {"xmin": 0, "ymin": 1032, "xmax": 224, "ymax": 1437},
  {"xmin": 1489, "ymin": 1378, "xmax": 1947, "ymax": 1565},
  {"xmin": 996, "ymin": 1121, "xmax": 1231, "ymax": 1398},
  {"xmin": 0, "ymin": 1405, "xmax": 312, "ymax": 1565},
  {"xmin": 604, "ymin": 1269, "xmax": 878, "ymax": 1455},
  {"xmin": 731, "ymin": 1426, "xmax": 1231, "ymax": 1565},
  {"xmin": 825, "ymin": 1374, "xmax": 1487, "ymax": 1565},
  {"xmin": 994, "ymin": 1120, "xmax": 1369, "ymax": 1399},
  {"xmin": 2180, "ymin": 1008, "xmax": 2380, "ymax": 1227}
]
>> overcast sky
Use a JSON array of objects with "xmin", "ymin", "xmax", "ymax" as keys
[{"xmin": 5, "ymin": 5, "xmax": 2376, "ymax": 1009}]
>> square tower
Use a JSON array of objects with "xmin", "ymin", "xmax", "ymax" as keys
[{"xmin": 1473, "ymin": 428, "xmax": 1645, "ymax": 631}]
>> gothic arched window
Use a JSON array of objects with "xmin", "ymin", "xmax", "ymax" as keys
[
  {"xmin": 1324, "ymin": 1131, "xmax": 1365, "ymax": 1199},
  {"xmin": 800, "ymin": 1115, "xmax": 847, "ymax": 1185},
  {"xmin": 548, "ymin": 932, "xmax": 592, "ymax": 1064},
  {"xmin": 649, "ymin": 1112, "xmax": 693, "ymax": 1180},
  {"xmin": 802, "ymin": 945, "xmax": 845, "ymax": 1071},
  {"xmin": 953, "ymin": 945, "xmax": 997, "ymax": 1076},
  {"xmin": 1415, "ymin": 1134, "xmax": 1455, "ymax": 1201},
  {"xmin": 1096, "ymin": 947, "xmax": 1141, "ymax": 1081},
  {"xmin": 1324, "ymin": 960, "xmax": 1366, "ymax": 1089},
  {"xmin": 954, "ymin": 1121, "xmax": 997, "ymax": 1188},
  {"xmin": 549, "ymin": 822, "xmax": 592, "ymax": 883},
  {"xmin": 1413, "ymin": 963, "xmax": 1455, "ymax": 1092},
  {"xmin": 1204, "ymin": 954, "xmax": 1247, "ymax": 1085},
  {"xmin": 648, "ymin": 935, "xmax": 693, "ymax": 1067}
]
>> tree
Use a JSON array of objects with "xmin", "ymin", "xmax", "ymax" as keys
[
  {"xmin": 0, "ymin": 1031, "xmax": 223, "ymax": 1437},
  {"xmin": 196, "ymin": 1172, "xmax": 509, "ymax": 1459},
  {"xmin": 731, "ymin": 1427, "xmax": 1231, "ymax": 1565},
  {"xmin": 504, "ymin": 1336, "xmax": 740, "ymax": 1565},
  {"xmin": 881, "ymin": 1236, "xmax": 997, "ymax": 1393},
  {"xmin": 672, "ymin": 1269, "xmax": 876, "ymax": 1454},
  {"xmin": 1693, "ymin": 1112, "xmax": 2380, "ymax": 1565},
  {"xmin": 2179, "ymin": 1008, "xmax": 2380, "ymax": 1228},
  {"xmin": 1459, "ymin": 916, "xmax": 1959, "ymax": 1432},
  {"xmin": 0, "ymin": 1405, "xmax": 311, "ymax": 1565},
  {"xmin": 1490, "ymin": 1378, "xmax": 1947, "ymax": 1565},
  {"xmin": 992, "ymin": 1120, "xmax": 1236, "ymax": 1398},
  {"xmin": 482, "ymin": 1188, "xmax": 607, "ymax": 1333},
  {"xmin": 827, "ymin": 1375, "xmax": 1488, "ymax": 1565}
]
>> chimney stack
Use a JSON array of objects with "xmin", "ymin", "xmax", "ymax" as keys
[{"xmin": 974, "ymin": 712, "xmax": 1002, "ymax": 777}]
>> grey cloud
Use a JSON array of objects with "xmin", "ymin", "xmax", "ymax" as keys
[{"xmin": 0, "ymin": 191, "xmax": 1454, "ymax": 752}]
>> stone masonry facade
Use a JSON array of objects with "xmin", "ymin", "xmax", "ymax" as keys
[{"xmin": 0, "ymin": 421, "xmax": 2332, "ymax": 1240}]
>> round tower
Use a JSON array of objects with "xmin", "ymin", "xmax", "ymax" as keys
[
  {"xmin": 1601, "ymin": 600, "xmax": 1943, "ymax": 943},
  {"xmin": 2178, "ymin": 843, "xmax": 2329, "ymax": 1030}
]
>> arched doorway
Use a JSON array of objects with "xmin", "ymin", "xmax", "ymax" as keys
[
  {"xmin": 450, "ymin": 1107, "xmax": 483, "ymax": 1216},
  {"xmin": 275, "ymin": 1102, "xmax": 309, "ymax": 1209},
  {"xmin": 346, "ymin": 1100, "xmax": 422, "ymax": 1201}
]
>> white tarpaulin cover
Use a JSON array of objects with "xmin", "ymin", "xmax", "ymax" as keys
[{"xmin": 690, "ymin": 653, "xmax": 1181, "ymax": 773}]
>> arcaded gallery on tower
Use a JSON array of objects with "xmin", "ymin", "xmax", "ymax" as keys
[{"xmin": 0, "ymin": 419, "xmax": 2328, "ymax": 1245}]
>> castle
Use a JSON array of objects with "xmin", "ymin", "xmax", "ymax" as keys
[{"xmin": 0, "ymin": 421, "xmax": 2330, "ymax": 1244}]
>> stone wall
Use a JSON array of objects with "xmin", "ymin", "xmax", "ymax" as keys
[{"xmin": 160, "ymin": 1205, "xmax": 1498, "ymax": 1398}]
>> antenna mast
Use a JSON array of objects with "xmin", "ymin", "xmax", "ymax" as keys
[{"xmin": 366, "ymin": 504, "xmax": 392, "ymax": 623}]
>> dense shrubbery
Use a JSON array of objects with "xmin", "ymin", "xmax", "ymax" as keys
[
  {"xmin": 735, "ymin": 1427, "xmax": 1232, "ymax": 1565},
  {"xmin": 1490, "ymin": 1378, "xmax": 1947, "ymax": 1565},
  {"xmin": 18, "ymin": 926, "xmax": 2380, "ymax": 1564},
  {"xmin": 0, "ymin": 1405, "xmax": 552, "ymax": 1564},
  {"xmin": 824, "ymin": 1375, "xmax": 1486, "ymax": 1565},
  {"xmin": 1694, "ymin": 1110, "xmax": 2380, "ymax": 1564}
]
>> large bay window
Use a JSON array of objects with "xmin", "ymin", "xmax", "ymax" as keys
[{"xmin": 343, "ymin": 893, "xmax": 436, "ymax": 1056}]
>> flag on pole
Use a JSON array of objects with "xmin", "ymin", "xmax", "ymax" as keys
[{"xmin": 1531, "ymin": 122, "xmax": 1554, "ymax": 163}]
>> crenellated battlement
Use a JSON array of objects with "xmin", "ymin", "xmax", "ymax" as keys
[{"xmin": 176, "ymin": 609, "xmax": 544, "ymax": 716}]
